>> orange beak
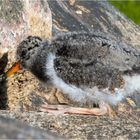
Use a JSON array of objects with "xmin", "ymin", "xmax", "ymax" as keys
[{"xmin": 5, "ymin": 62, "xmax": 21, "ymax": 78}]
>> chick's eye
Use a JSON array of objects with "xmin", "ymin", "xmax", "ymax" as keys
[
  {"xmin": 34, "ymin": 44, "xmax": 39, "ymax": 47},
  {"xmin": 28, "ymin": 47, "xmax": 32, "ymax": 51},
  {"xmin": 21, "ymin": 50, "xmax": 27, "ymax": 58}
]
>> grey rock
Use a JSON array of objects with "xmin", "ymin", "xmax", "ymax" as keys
[
  {"xmin": 49, "ymin": 0, "xmax": 140, "ymax": 48},
  {"xmin": 0, "ymin": 115, "xmax": 64, "ymax": 139}
]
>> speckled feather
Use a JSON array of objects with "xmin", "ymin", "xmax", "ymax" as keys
[{"xmin": 51, "ymin": 32, "xmax": 139, "ymax": 90}]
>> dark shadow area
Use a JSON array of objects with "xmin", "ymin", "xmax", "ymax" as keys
[{"xmin": 0, "ymin": 53, "xmax": 8, "ymax": 109}]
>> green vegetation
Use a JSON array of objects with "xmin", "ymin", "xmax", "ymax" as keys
[{"xmin": 109, "ymin": 1, "xmax": 140, "ymax": 26}]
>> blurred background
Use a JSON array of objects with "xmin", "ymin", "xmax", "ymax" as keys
[{"xmin": 109, "ymin": 1, "xmax": 140, "ymax": 26}]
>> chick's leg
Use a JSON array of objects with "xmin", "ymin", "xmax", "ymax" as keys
[{"xmin": 40, "ymin": 102, "xmax": 112, "ymax": 116}]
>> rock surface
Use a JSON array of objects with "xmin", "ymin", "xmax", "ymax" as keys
[
  {"xmin": 0, "ymin": 109, "xmax": 140, "ymax": 139},
  {"xmin": 0, "ymin": 114, "xmax": 64, "ymax": 139},
  {"xmin": 0, "ymin": 0, "xmax": 140, "ymax": 139},
  {"xmin": 49, "ymin": 0, "xmax": 140, "ymax": 47}
]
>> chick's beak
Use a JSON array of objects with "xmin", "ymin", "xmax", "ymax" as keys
[
  {"xmin": 0, "ymin": 62, "xmax": 21, "ymax": 82},
  {"xmin": 5, "ymin": 62, "xmax": 21, "ymax": 78}
]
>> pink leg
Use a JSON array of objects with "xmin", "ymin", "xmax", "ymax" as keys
[{"xmin": 40, "ymin": 102, "xmax": 110, "ymax": 116}]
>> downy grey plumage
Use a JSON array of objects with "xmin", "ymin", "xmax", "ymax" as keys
[{"xmin": 16, "ymin": 31, "xmax": 140, "ymax": 106}]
